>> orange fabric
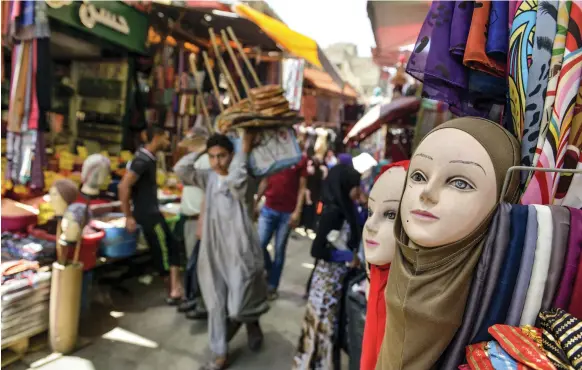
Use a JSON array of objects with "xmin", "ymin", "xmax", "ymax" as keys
[
  {"xmin": 464, "ymin": 1, "xmax": 506, "ymax": 77},
  {"xmin": 303, "ymin": 68, "xmax": 358, "ymax": 98},
  {"xmin": 466, "ymin": 342, "xmax": 496, "ymax": 370},
  {"xmin": 488, "ymin": 325, "xmax": 554, "ymax": 370}
]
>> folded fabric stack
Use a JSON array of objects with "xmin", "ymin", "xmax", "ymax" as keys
[
  {"xmin": 1, "ymin": 232, "xmax": 56, "ymax": 265},
  {"xmin": 1, "ymin": 269, "xmax": 51, "ymax": 345}
]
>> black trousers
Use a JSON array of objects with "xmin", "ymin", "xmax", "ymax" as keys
[
  {"xmin": 137, "ymin": 212, "xmax": 180, "ymax": 276},
  {"xmin": 185, "ymin": 240, "xmax": 202, "ymax": 300}
]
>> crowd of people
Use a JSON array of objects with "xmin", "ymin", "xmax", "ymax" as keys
[{"xmin": 118, "ymin": 126, "xmax": 371, "ymax": 370}]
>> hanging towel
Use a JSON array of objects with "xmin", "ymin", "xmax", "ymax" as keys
[
  {"xmin": 472, "ymin": 204, "xmax": 529, "ymax": 343},
  {"xmin": 506, "ymin": 205, "xmax": 538, "ymax": 326},
  {"xmin": 520, "ymin": 1, "xmax": 560, "ymax": 185},
  {"xmin": 567, "ymin": 208, "xmax": 582, "ymax": 319},
  {"xmin": 520, "ymin": 205, "xmax": 553, "ymax": 326},
  {"xmin": 541, "ymin": 206, "xmax": 571, "ymax": 309}
]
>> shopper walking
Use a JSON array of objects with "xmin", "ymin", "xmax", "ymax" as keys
[
  {"xmin": 293, "ymin": 164, "xmax": 362, "ymax": 370},
  {"xmin": 255, "ymin": 155, "xmax": 308, "ymax": 300},
  {"xmin": 174, "ymin": 132, "xmax": 268, "ymax": 370},
  {"xmin": 118, "ymin": 126, "xmax": 184, "ymax": 303}
]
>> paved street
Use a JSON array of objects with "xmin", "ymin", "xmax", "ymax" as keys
[{"xmin": 8, "ymin": 233, "xmax": 322, "ymax": 370}]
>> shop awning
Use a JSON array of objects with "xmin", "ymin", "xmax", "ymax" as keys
[
  {"xmin": 344, "ymin": 97, "xmax": 420, "ymax": 143},
  {"xmin": 232, "ymin": 3, "xmax": 346, "ymax": 89},
  {"xmin": 303, "ymin": 68, "xmax": 358, "ymax": 99}
]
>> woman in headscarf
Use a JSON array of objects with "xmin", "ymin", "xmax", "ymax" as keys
[{"xmin": 293, "ymin": 164, "xmax": 362, "ymax": 370}]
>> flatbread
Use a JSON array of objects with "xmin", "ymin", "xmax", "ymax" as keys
[{"xmin": 252, "ymin": 95, "xmax": 288, "ymax": 110}]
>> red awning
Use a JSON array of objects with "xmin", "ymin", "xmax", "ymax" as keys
[{"xmin": 344, "ymin": 97, "xmax": 420, "ymax": 143}]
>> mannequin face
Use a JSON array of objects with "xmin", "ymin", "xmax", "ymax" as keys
[
  {"xmin": 364, "ymin": 167, "xmax": 406, "ymax": 265},
  {"xmin": 48, "ymin": 186, "xmax": 68, "ymax": 216},
  {"xmin": 60, "ymin": 211, "xmax": 81, "ymax": 244},
  {"xmin": 82, "ymin": 156, "xmax": 110, "ymax": 196},
  {"xmin": 401, "ymin": 128, "xmax": 497, "ymax": 247}
]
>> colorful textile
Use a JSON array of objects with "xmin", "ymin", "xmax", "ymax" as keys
[
  {"xmin": 521, "ymin": 1, "xmax": 560, "ymax": 184},
  {"xmin": 567, "ymin": 209, "xmax": 582, "ymax": 318},
  {"xmin": 508, "ymin": 0, "xmax": 538, "ymax": 140},
  {"xmin": 451, "ymin": 1, "xmax": 474, "ymax": 58},
  {"xmin": 541, "ymin": 207, "xmax": 571, "ymax": 310},
  {"xmin": 523, "ymin": 1, "xmax": 572, "ymax": 200},
  {"xmin": 539, "ymin": 308, "xmax": 582, "ymax": 370},
  {"xmin": 465, "ymin": 1, "xmax": 507, "ymax": 78},
  {"xmin": 466, "ymin": 342, "xmax": 495, "ymax": 370},
  {"xmin": 554, "ymin": 207, "xmax": 582, "ymax": 309},
  {"xmin": 486, "ymin": 1, "xmax": 509, "ymax": 60},
  {"xmin": 489, "ymin": 325, "xmax": 556, "ymax": 370},
  {"xmin": 488, "ymin": 341, "xmax": 524, "ymax": 370}
]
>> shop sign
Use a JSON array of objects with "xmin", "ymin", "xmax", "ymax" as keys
[{"xmin": 46, "ymin": 1, "xmax": 148, "ymax": 54}]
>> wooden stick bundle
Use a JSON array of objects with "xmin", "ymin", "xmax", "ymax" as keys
[
  {"xmin": 208, "ymin": 28, "xmax": 241, "ymax": 102},
  {"xmin": 227, "ymin": 26, "xmax": 262, "ymax": 88},
  {"xmin": 201, "ymin": 51, "xmax": 225, "ymax": 113},
  {"xmin": 220, "ymin": 29, "xmax": 253, "ymax": 102}
]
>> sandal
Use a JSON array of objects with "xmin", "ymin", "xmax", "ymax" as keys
[
  {"xmin": 165, "ymin": 296, "xmax": 183, "ymax": 306},
  {"xmin": 198, "ymin": 357, "xmax": 227, "ymax": 370}
]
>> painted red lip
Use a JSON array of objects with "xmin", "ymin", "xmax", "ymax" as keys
[
  {"xmin": 366, "ymin": 239, "xmax": 380, "ymax": 247},
  {"xmin": 411, "ymin": 209, "xmax": 439, "ymax": 220}
]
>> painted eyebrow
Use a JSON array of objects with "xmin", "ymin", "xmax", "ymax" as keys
[
  {"xmin": 449, "ymin": 160, "xmax": 486, "ymax": 175},
  {"xmin": 414, "ymin": 153, "xmax": 433, "ymax": 160},
  {"xmin": 383, "ymin": 199, "xmax": 399, "ymax": 203},
  {"xmin": 368, "ymin": 197, "xmax": 375, "ymax": 202}
]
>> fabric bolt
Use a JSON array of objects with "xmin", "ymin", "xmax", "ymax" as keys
[
  {"xmin": 486, "ymin": 1, "xmax": 509, "ymax": 61},
  {"xmin": 464, "ymin": 1, "xmax": 506, "ymax": 78},
  {"xmin": 539, "ymin": 308, "xmax": 582, "ymax": 370},
  {"xmin": 292, "ymin": 260, "xmax": 348, "ymax": 370},
  {"xmin": 473, "ymin": 205, "xmax": 529, "ymax": 343},
  {"xmin": 466, "ymin": 342, "xmax": 496, "ymax": 370},
  {"xmin": 520, "ymin": 1, "xmax": 560, "ymax": 184},
  {"xmin": 554, "ymin": 207, "xmax": 581, "ymax": 309},
  {"xmin": 541, "ymin": 206, "xmax": 571, "ymax": 309},
  {"xmin": 488, "ymin": 324, "xmax": 556, "ymax": 370},
  {"xmin": 520, "ymin": 206, "xmax": 554, "ymax": 326},
  {"xmin": 438, "ymin": 206, "xmax": 503, "ymax": 369},
  {"xmin": 567, "ymin": 208, "xmax": 582, "ymax": 318},
  {"xmin": 174, "ymin": 151, "xmax": 269, "ymax": 356},
  {"xmin": 360, "ymin": 264, "xmax": 390, "ymax": 370},
  {"xmin": 523, "ymin": 1, "xmax": 572, "ymax": 201},
  {"xmin": 488, "ymin": 341, "xmax": 522, "ymax": 370},
  {"xmin": 450, "ymin": 1, "xmax": 474, "ymax": 58},
  {"xmin": 507, "ymin": 0, "xmax": 538, "ymax": 140},
  {"xmin": 506, "ymin": 206, "xmax": 539, "ymax": 326},
  {"xmin": 469, "ymin": 203, "xmax": 513, "ymax": 342},
  {"xmin": 375, "ymin": 118, "xmax": 521, "ymax": 370}
]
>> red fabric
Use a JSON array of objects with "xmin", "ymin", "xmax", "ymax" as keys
[
  {"xmin": 264, "ymin": 155, "xmax": 308, "ymax": 213},
  {"xmin": 488, "ymin": 325, "xmax": 554, "ymax": 370},
  {"xmin": 466, "ymin": 342, "xmax": 495, "ymax": 370},
  {"xmin": 374, "ymin": 160, "xmax": 410, "ymax": 183},
  {"xmin": 360, "ymin": 264, "xmax": 390, "ymax": 370}
]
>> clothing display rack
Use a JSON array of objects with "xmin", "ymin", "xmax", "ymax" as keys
[{"xmin": 500, "ymin": 166, "xmax": 582, "ymax": 204}]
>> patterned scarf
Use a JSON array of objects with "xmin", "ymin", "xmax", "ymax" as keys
[{"xmin": 539, "ymin": 308, "xmax": 582, "ymax": 370}]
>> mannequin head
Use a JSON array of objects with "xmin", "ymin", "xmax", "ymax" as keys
[
  {"xmin": 49, "ymin": 179, "xmax": 79, "ymax": 216},
  {"xmin": 399, "ymin": 118, "xmax": 520, "ymax": 248},
  {"xmin": 364, "ymin": 161, "xmax": 409, "ymax": 265},
  {"xmin": 60, "ymin": 203, "xmax": 90, "ymax": 245},
  {"xmin": 81, "ymin": 154, "xmax": 110, "ymax": 196}
]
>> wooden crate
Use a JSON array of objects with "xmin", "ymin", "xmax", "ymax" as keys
[{"xmin": 1, "ymin": 327, "xmax": 48, "ymax": 368}]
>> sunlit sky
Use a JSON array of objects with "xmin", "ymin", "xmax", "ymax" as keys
[{"xmin": 265, "ymin": 0, "xmax": 376, "ymax": 57}]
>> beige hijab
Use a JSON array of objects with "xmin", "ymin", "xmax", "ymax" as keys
[{"xmin": 375, "ymin": 118, "xmax": 520, "ymax": 370}]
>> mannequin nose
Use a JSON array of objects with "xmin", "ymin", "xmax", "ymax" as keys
[
  {"xmin": 419, "ymin": 182, "xmax": 439, "ymax": 205},
  {"xmin": 365, "ymin": 218, "xmax": 378, "ymax": 234}
]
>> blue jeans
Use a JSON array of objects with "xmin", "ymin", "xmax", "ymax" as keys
[{"xmin": 258, "ymin": 206, "xmax": 292, "ymax": 290}]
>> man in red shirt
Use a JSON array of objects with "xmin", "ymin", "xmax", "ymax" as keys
[{"xmin": 255, "ymin": 156, "xmax": 308, "ymax": 300}]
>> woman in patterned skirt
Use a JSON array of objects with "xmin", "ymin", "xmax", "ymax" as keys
[{"xmin": 293, "ymin": 164, "xmax": 362, "ymax": 370}]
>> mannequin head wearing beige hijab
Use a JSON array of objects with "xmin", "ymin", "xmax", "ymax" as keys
[{"xmin": 376, "ymin": 117, "xmax": 520, "ymax": 370}]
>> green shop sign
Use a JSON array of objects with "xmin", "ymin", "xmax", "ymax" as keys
[{"xmin": 46, "ymin": 1, "xmax": 148, "ymax": 54}]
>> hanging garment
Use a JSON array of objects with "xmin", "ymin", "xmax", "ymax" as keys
[
  {"xmin": 450, "ymin": 1, "xmax": 475, "ymax": 58},
  {"xmin": 8, "ymin": 42, "xmax": 29, "ymax": 133},
  {"xmin": 489, "ymin": 325, "xmax": 556, "ymax": 370},
  {"xmin": 554, "ymin": 207, "xmax": 582, "ymax": 309},
  {"xmin": 472, "ymin": 205, "xmax": 529, "ymax": 343},
  {"xmin": 556, "ymin": 84, "xmax": 582, "ymax": 206},
  {"xmin": 464, "ymin": 0, "xmax": 507, "ymax": 78},
  {"xmin": 521, "ymin": 1, "xmax": 560, "ymax": 183},
  {"xmin": 486, "ymin": 1, "xmax": 509, "ymax": 61},
  {"xmin": 438, "ymin": 207, "xmax": 503, "ymax": 369},
  {"xmin": 173, "ymin": 151, "xmax": 269, "ymax": 356},
  {"xmin": 360, "ymin": 264, "xmax": 390, "ymax": 370},
  {"xmin": 292, "ymin": 260, "xmax": 348, "ymax": 370},
  {"xmin": 567, "ymin": 208, "xmax": 582, "ymax": 318},
  {"xmin": 541, "ymin": 206, "xmax": 571, "ymax": 309},
  {"xmin": 538, "ymin": 308, "xmax": 582, "ymax": 370},
  {"xmin": 527, "ymin": 1, "xmax": 571, "ymax": 187},
  {"xmin": 375, "ymin": 118, "xmax": 521, "ymax": 370},
  {"xmin": 470, "ymin": 203, "xmax": 512, "ymax": 341},
  {"xmin": 520, "ymin": 206, "xmax": 554, "ymax": 326},
  {"xmin": 523, "ymin": 2, "xmax": 581, "ymax": 205},
  {"xmin": 506, "ymin": 206, "xmax": 539, "ymax": 326},
  {"xmin": 507, "ymin": 0, "xmax": 538, "ymax": 139}
]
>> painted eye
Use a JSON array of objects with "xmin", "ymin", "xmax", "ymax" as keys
[
  {"xmin": 450, "ymin": 178, "xmax": 474, "ymax": 190},
  {"xmin": 410, "ymin": 171, "xmax": 427, "ymax": 183},
  {"xmin": 383, "ymin": 211, "xmax": 396, "ymax": 220},
  {"xmin": 367, "ymin": 208, "xmax": 373, "ymax": 217}
]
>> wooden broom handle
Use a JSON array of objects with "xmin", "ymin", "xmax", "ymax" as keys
[
  {"xmin": 220, "ymin": 30, "xmax": 253, "ymax": 102},
  {"xmin": 202, "ymin": 51, "xmax": 225, "ymax": 113},
  {"xmin": 209, "ymin": 28, "xmax": 241, "ymax": 102},
  {"xmin": 227, "ymin": 26, "xmax": 262, "ymax": 87}
]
